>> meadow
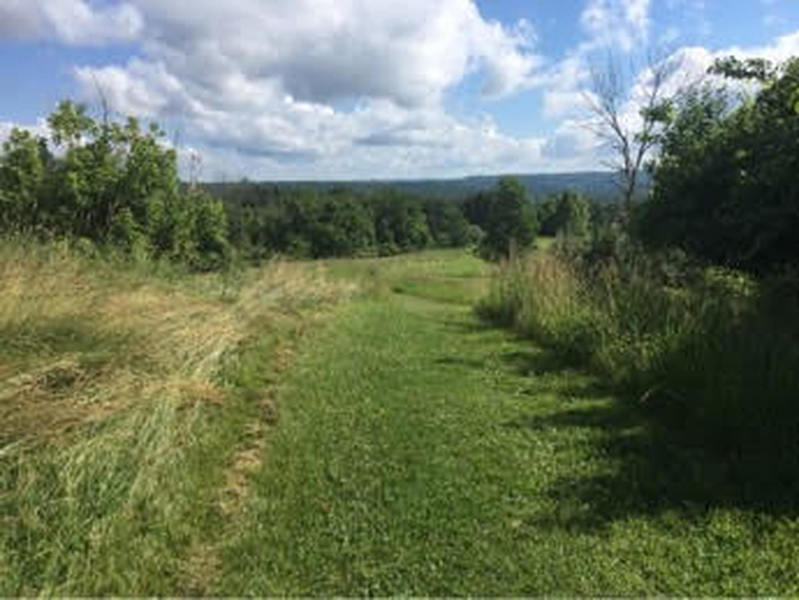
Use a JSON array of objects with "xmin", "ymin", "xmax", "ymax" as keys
[
  {"xmin": 2, "ymin": 242, "xmax": 799, "ymax": 595},
  {"xmin": 0, "ymin": 239, "xmax": 352, "ymax": 595}
]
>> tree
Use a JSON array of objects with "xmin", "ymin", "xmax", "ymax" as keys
[
  {"xmin": 0, "ymin": 100, "xmax": 232, "ymax": 269},
  {"xmin": 466, "ymin": 177, "xmax": 537, "ymax": 260},
  {"xmin": 0, "ymin": 128, "xmax": 47, "ymax": 233},
  {"xmin": 424, "ymin": 198, "xmax": 471, "ymax": 247},
  {"xmin": 537, "ymin": 191, "xmax": 590, "ymax": 239},
  {"xmin": 586, "ymin": 51, "xmax": 677, "ymax": 217},
  {"xmin": 639, "ymin": 56, "xmax": 799, "ymax": 273},
  {"xmin": 372, "ymin": 188, "xmax": 431, "ymax": 255}
]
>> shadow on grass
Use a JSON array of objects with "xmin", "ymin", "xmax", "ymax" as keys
[
  {"xmin": 460, "ymin": 320, "xmax": 799, "ymax": 529},
  {"xmin": 501, "ymin": 348, "xmax": 576, "ymax": 376},
  {"xmin": 511, "ymin": 399, "xmax": 799, "ymax": 530}
]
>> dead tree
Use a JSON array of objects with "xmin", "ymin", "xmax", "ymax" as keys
[{"xmin": 585, "ymin": 51, "xmax": 678, "ymax": 218}]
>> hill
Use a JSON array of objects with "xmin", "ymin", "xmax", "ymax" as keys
[{"xmin": 205, "ymin": 171, "xmax": 649, "ymax": 203}]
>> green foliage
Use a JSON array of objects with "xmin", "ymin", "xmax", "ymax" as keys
[
  {"xmin": 373, "ymin": 188, "xmax": 432, "ymax": 254},
  {"xmin": 640, "ymin": 56, "xmax": 799, "ymax": 273},
  {"xmin": 479, "ymin": 247, "xmax": 799, "ymax": 464},
  {"xmin": 0, "ymin": 101, "xmax": 230, "ymax": 270},
  {"xmin": 537, "ymin": 191, "xmax": 591, "ymax": 239},
  {"xmin": 185, "ymin": 190, "xmax": 231, "ymax": 270},
  {"xmin": 709, "ymin": 55, "xmax": 777, "ymax": 82},
  {"xmin": 463, "ymin": 176, "xmax": 537, "ymax": 260},
  {"xmin": 423, "ymin": 198, "xmax": 472, "ymax": 247},
  {"xmin": 221, "ymin": 184, "xmax": 467, "ymax": 260},
  {"xmin": 0, "ymin": 129, "xmax": 46, "ymax": 233}
]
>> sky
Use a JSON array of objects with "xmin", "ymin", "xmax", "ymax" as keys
[{"xmin": 1, "ymin": 0, "xmax": 798, "ymax": 181}]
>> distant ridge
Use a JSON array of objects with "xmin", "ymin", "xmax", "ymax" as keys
[
  {"xmin": 206, "ymin": 171, "xmax": 651, "ymax": 203},
  {"xmin": 383, "ymin": 171, "xmax": 648, "ymax": 202}
]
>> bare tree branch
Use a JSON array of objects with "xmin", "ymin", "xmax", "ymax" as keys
[
  {"xmin": 584, "ymin": 49, "xmax": 680, "ymax": 219},
  {"xmin": 90, "ymin": 73, "xmax": 111, "ymax": 128}
]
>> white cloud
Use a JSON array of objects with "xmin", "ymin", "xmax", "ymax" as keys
[
  {"xmin": 8, "ymin": 0, "xmax": 799, "ymax": 181},
  {"xmin": 119, "ymin": 0, "xmax": 540, "ymax": 109},
  {"xmin": 0, "ymin": 0, "xmax": 143, "ymax": 44},
  {"xmin": 580, "ymin": 0, "xmax": 652, "ymax": 52},
  {"xmin": 529, "ymin": 0, "xmax": 656, "ymax": 122},
  {"xmin": 543, "ymin": 120, "xmax": 598, "ymax": 161},
  {"xmin": 0, "ymin": 0, "xmax": 43, "ymax": 38},
  {"xmin": 722, "ymin": 29, "xmax": 799, "ymax": 63},
  {"xmin": 60, "ymin": 0, "xmax": 552, "ymax": 178},
  {"xmin": 536, "ymin": 55, "xmax": 591, "ymax": 118}
]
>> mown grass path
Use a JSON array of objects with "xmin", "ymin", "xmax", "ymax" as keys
[{"xmin": 216, "ymin": 251, "xmax": 798, "ymax": 596}]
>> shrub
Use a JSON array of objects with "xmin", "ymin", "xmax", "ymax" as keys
[
  {"xmin": 0, "ymin": 101, "xmax": 231, "ymax": 270},
  {"xmin": 479, "ymin": 247, "xmax": 799, "ymax": 461}
]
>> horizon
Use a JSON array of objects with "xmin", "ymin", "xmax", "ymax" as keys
[
  {"xmin": 2, "ymin": 1, "xmax": 798, "ymax": 181},
  {"xmin": 206, "ymin": 169, "xmax": 617, "ymax": 185}
]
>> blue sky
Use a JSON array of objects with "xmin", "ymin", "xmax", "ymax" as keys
[{"xmin": 1, "ymin": 0, "xmax": 799, "ymax": 180}]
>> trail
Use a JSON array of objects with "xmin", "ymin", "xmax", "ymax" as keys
[
  {"xmin": 213, "ymin": 252, "xmax": 798, "ymax": 596},
  {"xmin": 215, "ymin": 256, "xmax": 614, "ymax": 595}
]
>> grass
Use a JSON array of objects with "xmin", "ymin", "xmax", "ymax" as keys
[
  {"xmin": 535, "ymin": 235, "xmax": 556, "ymax": 251},
  {"xmin": 4, "ymin": 244, "xmax": 799, "ymax": 594},
  {"xmin": 0, "ymin": 239, "xmax": 353, "ymax": 595},
  {"xmin": 213, "ymin": 249, "xmax": 799, "ymax": 595},
  {"xmin": 478, "ymin": 249, "xmax": 799, "ymax": 459}
]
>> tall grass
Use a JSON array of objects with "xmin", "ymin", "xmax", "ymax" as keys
[
  {"xmin": 478, "ymin": 248, "xmax": 799, "ymax": 462},
  {"xmin": 0, "ymin": 238, "xmax": 353, "ymax": 595}
]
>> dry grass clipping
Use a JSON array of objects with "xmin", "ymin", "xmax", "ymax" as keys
[{"xmin": 0, "ymin": 243, "xmax": 354, "ymax": 449}]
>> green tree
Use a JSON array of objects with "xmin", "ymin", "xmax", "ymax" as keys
[
  {"xmin": 0, "ymin": 100, "xmax": 232, "ymax": 270},
  {"xmin": 640, "ymin": 56, "xmax": 799, "ymax": 273},
  {"xmin": 188, "ymin": 190, "xmax": 231, "ymax": 270},
  {"xmin": 424, "ymin": 198, "xmax": 471, "ymax": 247},
  {"xmin": 465, "ymin": 177, "xmax": 537, "ymax": 260},
  {"xmin": 538, "ymin": 191, "xmax": 590, "ymax": 239},
  {"xmin": 373, "ymin": 189, "xmax": 431, "ymax": 255},
  {"xmin": 0, "ymin": 129, "xmax": 46, "ymax": 233},
  {"xmin": 310, "ymin": 193, "xmax": 376, "ymax": 257}
]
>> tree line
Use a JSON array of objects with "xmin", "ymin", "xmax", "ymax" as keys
[
  {"xmin": 216, "ymin": 183, "xmax": 478, "ymax": 260},
  {"xmin": 0, "ymin": 102, "xmax": 596, "ymax": 268}
]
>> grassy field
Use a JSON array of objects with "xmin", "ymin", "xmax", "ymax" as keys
[
  {"xmin": 3, "ymin": 245, "xmax": 798, "ymax": 594},
  {"xmin": 217, "ymin": 250, "xmax": 798, "ymax": 595},
  {"xmin": 0, "ymin": 240, "xmax": 353, "ymax": 595}
]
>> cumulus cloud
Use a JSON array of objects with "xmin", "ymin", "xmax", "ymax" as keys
[
  {"xmin": 59, "ymin": 0, "xmax": 552, "ymax": 178},
  {"xmin": 0, "ymin": 0, "xmax": 43, "ymax": 38},
  {"xmin": 723, "ymin": 29, "xmax": 799, "ymax": 62},
  {"xmin": 580, "ymin": 0, "xmax": 652, "ymax": 52},
  {"xmin": 192, "ymin": 112, "xmax": 548, "ymax": 181},
  {"xmin": 0, "ymin": 0, "xmax": 143, "ymax": 44},
  {"xmin": 10, "ymin": 0, "xmax": 799, "ymax": 180},
  {"xmin": 528, "ymin": 0, "xmax": 657, "ymax": 122},
  {"xmin": 108, "ymin": 0, "xmax": 540, "ymax": 109},
  {"xmin": 535, "ymin": 56, "xmax": 591, "ymax": 119},
  {"xmin": 543, "ymin": 120, "xmax": 598, "ymax": 161}
]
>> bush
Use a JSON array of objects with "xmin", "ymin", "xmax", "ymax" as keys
[
  {"xmin": 0, "ymin": 101, "xmax": 231, "ymax": 271},
  {"xmin": 478, "ymin": 247, "xmax": 799, "ymax": 461}
]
